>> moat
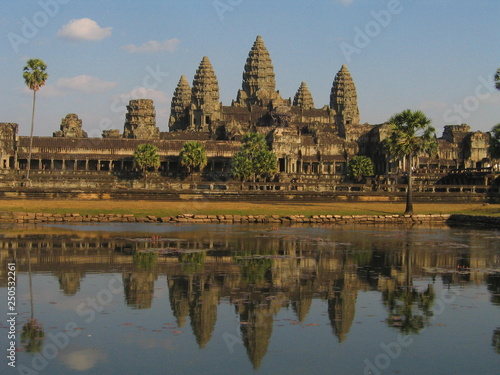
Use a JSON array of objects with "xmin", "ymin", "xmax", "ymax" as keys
[{"xmin": 1, "ymin": 223, "xmax": 499, "ymax": 374}]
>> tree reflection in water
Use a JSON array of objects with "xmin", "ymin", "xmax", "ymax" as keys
[
  {"xmin": 21, "ymin": 248, "xmax": 45, "ymax": 353},
  {"xmin": 383, "ymin": 233, "xmax": 435, "ymax": 334}
]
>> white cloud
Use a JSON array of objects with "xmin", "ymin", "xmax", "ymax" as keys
[
  {"xmin": 21, "ymin": 75, "xmax": 118, "ymax": 98},
  {"xmin": 57, "ymin": 18, "xmax": 112, "ymax": 41},
  {"xmin": 121, "ymin": 38, "xmax": 180, "ymax": 54},
  {"xmin": 57, "ymin": 75, "xmax": 118, "ymax": 93},
  {"xmin": 139, "ymin": 88, "xmax": 169, "ymax": 103}
]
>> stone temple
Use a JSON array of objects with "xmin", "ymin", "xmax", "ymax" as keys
[{"xmin": 0, "ymin": 36, "xmax": 497, "ymax": 194}]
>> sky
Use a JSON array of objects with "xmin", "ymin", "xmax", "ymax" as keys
[{"xmin": 1, "ymin": 0, "xmax": 499, "ymax": 137}]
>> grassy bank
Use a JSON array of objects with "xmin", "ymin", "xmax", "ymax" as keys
[{"xmin": 0, "ymin": 199, "xmax": 498, "ymax": 217}]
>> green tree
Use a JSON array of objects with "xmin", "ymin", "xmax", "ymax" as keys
[
  {"xmin": 382, "ymin": 109, "xmax": 437, "ymax": 214},
  {"xmin": 347, "ymin": 155, "xmax": 374, "ymax": 182},
  {"xmin": 495, "ymin": 67, "xmax": 500, "ymax": 91},
  {"xmin": 23, "ymin": 58, "xmax": 48, "ymax": 180},
  {"xmin": 231, "ymin": 133, "xmax": 278, "ymax": 186},
  {"xmin": 133, "ymin": 144, "xmax": 160, "ymax": 175},
  {"xmin": 179, "ymin": 141, "xmax": 208, "ymax": 180},
  {"xmin": 490, "ymin": 124, "xmax": 500, "ymax": 159}
]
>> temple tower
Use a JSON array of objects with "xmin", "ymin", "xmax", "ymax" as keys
[
  {"xmin": 169, "ymin": 75, "xmax": 191, "ymax": 131},
  {"xmin": 330, "ymin": 65, "xmax": 360, "ymax": 129},
  {"xmin": 189, "ymin": 56, "xmax": 221, "ymax": 132},
  {"xmin": 53, "ymin": 114, "xmax": 87, "ymax": 138},
  {"xmin": 123, "ymin": 99, "xmax": 159, "ymax": 139},
  {"xmin": 234, "ymin": 35, "xmax": 284, "ymax": 108},
  {"xmin": 293, "ymin": 82, "xmax": 315, "ymax": 109}
]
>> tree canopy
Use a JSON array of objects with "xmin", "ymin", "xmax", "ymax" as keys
[
  {"xmin": 490, "ymin": 123, "xmax": 500, "ymax": 159},
  {"xmin": 347, "ymin": 155, "xmax": 374, "ymax": 182},
  {"xmin": 495, "ymin": 67, "xmax": 500, "ymax": 91},
  {"xmin": 179, "ymin": 141, "xmax": 208, "ymax": 176},
  {"xmin": 23, "ymin": 59, "xmax": 48, "ymax": 92},
  {"xmin": 231, "ymin": 133, "xmax": 278, "ymax": 183},
  {"xmin": 133, "ymin": 144, "xmax": 160, "ymax": 173},
  {"xmin": 382, "ymin": 109, "xmax": 437, "ymax": 214}
]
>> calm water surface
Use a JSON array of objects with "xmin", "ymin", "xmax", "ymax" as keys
[{"xmin": 0, "ymin": 223, "xmax": 499, "ymax": 375}]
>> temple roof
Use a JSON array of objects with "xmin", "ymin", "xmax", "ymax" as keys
[{"xmin": 17, "ymin": 136, "xmax": 240, "ymax": 157}]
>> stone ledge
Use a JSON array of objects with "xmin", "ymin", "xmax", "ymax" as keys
[{"xmin": 2, "ymin": 211, "xmax": 489, "ymax": 226}]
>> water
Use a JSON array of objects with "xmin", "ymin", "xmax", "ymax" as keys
[{"xmin": 0, "ymin": 223, "xmax": 499, "ymax": 375}]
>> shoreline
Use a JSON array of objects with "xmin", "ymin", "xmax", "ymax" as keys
[
  {"xmin": 0, "ymin": 200, "xmax": 498, "ymax": 217},
  {"xmin": 1, "ymin": 211, "xmax": 499, "ymax": 227}
]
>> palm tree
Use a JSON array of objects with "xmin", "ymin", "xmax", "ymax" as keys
[
  {"xmin": 23, "ymin": 59, "xmax": 48, "ymax": 181},
  {"xmin": 179, "ymin": 141, "xmax": 208, "ymax": 181},
  {"xmin": 490, "ymin": 123, "xmax": 500, "ymax": 159},
  {"xmin": 495, "ymin": 68, "xmax": 500, "ymax": 91},
  {"xmin": 133, "ymin": 143, "xmax": 161, "ymax": 174},
  {"xmin": 347, "ymin": 155, "xmax": 374, "ymax": 182},
  {"xmin": 382, "ymin": 110, "xmax": 437, "ymax": 214},
  {"xmin": 133, "ymin": 143, "xmax": 160, "ymax": 187}
]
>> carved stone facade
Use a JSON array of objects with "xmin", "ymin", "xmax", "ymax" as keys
[
  {"xmin": 330, "ymin": 65, "xmax": 360, "ymax": 130},
  {"xmin": 123, "ymin": 99, "xmax": 159, "ymax": 139},
  {"xmin": 169, "ymin": 75, "xmax": 191, "ymax": 132},
  {"xmin": 233, "ymin": 35, "xmax": 287, "ymax": 109},
  {"xmin": 0, "ymin": 123, "xmax": 17, "ymax": 169},
  {"xmin": 0, "ymin": 36, "xmax": 496, "ymax": 186},
  {"xmin": 53, "ymin": 114, "xmax": 87, "ymax": 138},
  {"xmin": 189, "ymin": 56, "xmax": 221, "ymax": 132},
  {"xmin": 293, "ymin": 82, "xmax": 315, "ymax": 109}
]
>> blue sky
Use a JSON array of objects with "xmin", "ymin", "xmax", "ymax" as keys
[{"xmin": 1, "ymin": 0, "xmax": 499, "ymax": 137}]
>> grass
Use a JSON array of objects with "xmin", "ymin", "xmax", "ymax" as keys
[{"xmin": 0, "ymin": 199, "xmax": 498, "ymax": 217}]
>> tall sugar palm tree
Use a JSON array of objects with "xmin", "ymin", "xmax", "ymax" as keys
[
  {"xmin": 179, "ymin": 141, "xmax": 208, "ymax": 180},
  {"xmin": 495, "ymin": 67, "xmax": 500, "ymax": 91},
  {"xmin": 382, "ymin": 110, "xmax": 437, "ymax": 214},
  {"xmin": 23, "ymin": 58, "xmax": 48, "ymax": 181}
]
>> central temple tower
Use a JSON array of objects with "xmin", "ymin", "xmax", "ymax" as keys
[
  {"xmin": 233, "ymin": 35, "xmax": 286, "ymax": 109},
  {"xmin": 330, "ymin": 64, "xmax": 360, "ymax": 128}
]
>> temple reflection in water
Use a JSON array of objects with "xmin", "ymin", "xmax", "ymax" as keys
[{"xmin": 1, "ymin": 224, "xmax": 499, "ymax": 369}]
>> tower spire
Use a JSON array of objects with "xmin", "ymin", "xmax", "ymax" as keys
[
  {"xmin": 234, "ymin": 35, "xmax": 284, "ymax": 108},
  {"xmin": 189, "ymin": 56, "xmax": 221, "ymax": 131},
  {"xmin": 293, "ymin": 82, "xmax": 314, "ymax": 109},
  {"xmin": 192, "ymin": 56, "xmax": 220, "ymax": 107},
  {"xmin": 169, "ymin": 75, "xmax": 191, "ymax": 131},
  {"xmin": 330, "ymin": 65, "xmax": 360, "ymax": 127}
]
